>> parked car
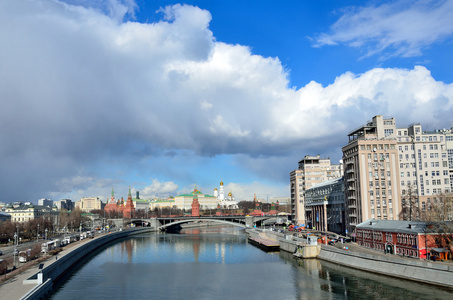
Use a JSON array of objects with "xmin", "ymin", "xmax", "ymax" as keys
[
  {"xmin": 328, "ymin": 241, "xmax": 336, "ymax": 246},
  {"xmin": 0, "ymin": 250, "xmax": 3, "ymax": 256}
]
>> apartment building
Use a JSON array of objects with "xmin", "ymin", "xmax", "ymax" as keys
[
  {"xmin": 342, "ymin": 116, "xmax": 401, "ymax": 235},
  {"xmin": 290, "ymin": 155, "xmax": 342, "ymax": 225},
  {"xmin": 395, "ymin": 124, "xmax": 450, "ymax": 216}
]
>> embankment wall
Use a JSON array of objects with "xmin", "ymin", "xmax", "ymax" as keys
[
  {"xmin": 318, "ymin": 245, "xmax": 453, "ymax": 289},
  {"xmin": 21, "ymin": 227, "xmax": 155, "ymax": 300}
]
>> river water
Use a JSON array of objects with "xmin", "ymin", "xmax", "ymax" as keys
[{"xmin": 50, "ymin": 226, "xmax": 452, "ymax": 299}]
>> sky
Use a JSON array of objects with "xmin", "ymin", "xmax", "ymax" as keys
[{"xmin": 1, "ymin": 0, "xmax": 453, "ymax": 204}]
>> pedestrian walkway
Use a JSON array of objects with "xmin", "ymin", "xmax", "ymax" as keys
[{"xmin": 0, "ymin": 233, "xmax": 106, "ymax": 300}]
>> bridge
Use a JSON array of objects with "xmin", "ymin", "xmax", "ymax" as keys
[{"xmin": 109, "ymin": 215, "xmax": 288, "ymax": 232}]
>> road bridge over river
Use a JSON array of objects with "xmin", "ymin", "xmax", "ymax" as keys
[{"xmin": 111, "ymin": 215, "xmax": 288, "ymax": 232}]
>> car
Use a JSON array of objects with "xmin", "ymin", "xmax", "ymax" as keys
[
  {"xmin": 344, "ymin": 238, "xmax": 352, "ymax": 243},
  {"xmin": 328, "ymin": 241, "xmax": 336, "ymax": 246},
  {"xmin": 0, "ymin": 250, "xmax": 3, "ymax": 256}
]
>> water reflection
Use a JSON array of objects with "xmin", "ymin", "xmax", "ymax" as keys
[{"xmin": 50, "ymin": 226, "xmax": 453, "ymax": 300}]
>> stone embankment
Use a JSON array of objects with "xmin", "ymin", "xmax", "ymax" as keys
[
  {"xmin": 19, "ymin": 227, "xmax": 154, "ymax": 300},
  {"xmin": 318, "ymin": 244, "xmax": 453, "ymax": 290},
  {"xmin": 246, "ymin": 229, "xmax": 453, "ymax": 290}
]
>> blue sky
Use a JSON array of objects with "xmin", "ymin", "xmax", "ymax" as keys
[{"xmin": 1, "ymin": 0, "xmax": 453, "ymax": 204}]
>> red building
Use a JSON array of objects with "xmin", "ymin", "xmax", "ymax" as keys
[
  {"xmin": 356, "ymin": 219, "xmax": 452, "ymax": 260},
  {"xmin": 104, "ymin": 187, "xmax": 135, "ymax": 218}
]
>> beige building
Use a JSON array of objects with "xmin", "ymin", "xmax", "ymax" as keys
[
  {"xmin": 290, "ymin": 155, "xmax": 343, "ymax": 225},
  {"xmin": 4, "ymin": 203, "xmax": 59, "ymax": 223},
  {"xmin": 75, "ymin": 197, "xmax": 105, "ymax": 212},
  {"xmin": 395, "ymin": 124, "xmax": 450, "ymax": 215},
  {"xmin": 342, "ymin": 116, "xmax": 401, "ymax": 234},
  {"xmin": 174, "ymin": 187, "xmax": 218, "ymax": 210}
]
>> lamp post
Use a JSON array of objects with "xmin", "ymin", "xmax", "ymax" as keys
[
  {"xmin": 37, "ymin": 224, "xmax": 40, "ymax": 242},
  {"xmin": 45, "ymin": 228, "xmax": 48, "ymax": 241},
  {"xmin": 13, "ymin": 232, "xmax": 17, "ymax": 268}
]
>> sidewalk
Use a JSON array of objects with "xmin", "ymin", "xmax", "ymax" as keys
[{"xmin": 0, "ymin": 233, "xmax": 106, "ymax": 300}]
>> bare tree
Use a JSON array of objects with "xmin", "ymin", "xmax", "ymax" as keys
[
  {"xmin": 422, "ymin": 193, "xmax": 453, "ymax": 258},
  {"xmin": 399, "ymin": 185, "xmax": 421, "ymax": 221}
]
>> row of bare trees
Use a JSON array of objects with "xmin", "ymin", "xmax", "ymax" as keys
[{"xmin": 0, "ymin": 208, "xmax": 83, "ymax": 244}]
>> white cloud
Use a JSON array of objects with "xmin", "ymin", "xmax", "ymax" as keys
[
  {"xmin": 0, "ymin": 1, "xmax": 452, "ymax": 203},
  {"xmin": 314, "ymin": 0, "xmax": 453, "ymax": 58},
  {"xmin": 140, "ymin": 179, "xmax": 179, "ymax": 199}
]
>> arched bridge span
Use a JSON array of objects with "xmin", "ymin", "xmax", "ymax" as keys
[{"xmin": 159, "ymin": 218, "xmax": 246, "ymax": 232}]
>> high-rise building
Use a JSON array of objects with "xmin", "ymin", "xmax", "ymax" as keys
[
  {"xmin": 395, "ymin": 124, "xmax": 450, "ymax": 216},
  {"xmin": 342, "ymin": 116, "xmax": 401, "ymax": 234},
  {"xmin": 38, "ymin": 198, "xmax": 53, "ymax": 207},
  {"xmin": 290, "ymin": 155, "xmax": 342, "ymax": 225}
]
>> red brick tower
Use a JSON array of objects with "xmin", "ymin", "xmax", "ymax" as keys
[
  {"xmin": 191, "ymin": 187, "xmax": 200, "ymax": 217},
  {"xmin": 104, "ymin": 187, "xmax": 118, "ymax": 213},
  {"xmin": 123, "ymin": 187, "xmax": 135, "ymax": 218}
]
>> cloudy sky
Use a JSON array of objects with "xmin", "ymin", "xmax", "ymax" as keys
[{"xmin": 1, "ymin": 0, "xmax": 453, "ymax": 204}]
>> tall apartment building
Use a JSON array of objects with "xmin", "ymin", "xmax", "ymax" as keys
[
  {"xmin": 342, "ymin": 116, "xmax": 401, "ymax": 235},
  {"xmin": 395, "ymin": 124, "xmax": 450, "ymax": 214},
  {"xmin": 441, "ymin": 129, "xmax": 453, "ymax": 191},
  {"xmin": 290, "ymin": 155, "xmax": 342, "ymax": 225}
]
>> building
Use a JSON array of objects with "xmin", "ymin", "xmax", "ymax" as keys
[
  {"xmin": 0, "ymin": 211, "xmax": 11, "ymax": 222},
  {"xmin": 290, "ymin": 155, "xmax": 343, "ymax": 225},
  {"xmin": 395, "ymin": 124, "xmax": 450, "ymax": 218},
  {"xmin": 304, "ymin": 177, "xmax": 345, "ymax": 234},
  {"xmin": 3, "ymin": 203, "xmax": 59, "ymax": 223},
  {"xmin": 356, "ymin": 219, "xmax": 452, "ymax": 260},
  {"xmin": 342, "ymin": 116, "xmax": 402, "ymax": 235},
  {"xmin": 76, "ymin": 197, "xmax": 104, "ymax": 212},
  {"xmin": 174, "ymin": 185, "xmax": 217, "ymax": 210},
  {"xmin": 213, "ymin": 180, "xmax": 239, "ymax": 209},
  {"xmin": 149, "ymin": 198, "xmax": 175, "ymax": 210},
  {"xmin": 38, "ymin": 198, "xmax": 53, "ymax": 207},
  {"xmin": 54, "ymin": 199, "xmax": 74, "ymax": 211}
]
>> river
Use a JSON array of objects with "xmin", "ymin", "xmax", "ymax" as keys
[{"xmin": 49, "ymin": 226, "xmax": 452, "ymax": 299}]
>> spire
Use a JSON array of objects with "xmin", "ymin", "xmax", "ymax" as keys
[
  {"xmin": 111, "ymin": 187, "xmax": 114, "ymax": 197},
  {"xmin": 128, "ymin": 186, "xmax": 131, "ymax": 197}
]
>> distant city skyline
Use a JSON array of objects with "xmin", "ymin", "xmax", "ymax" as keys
[{"xmin": 1, "ymin": 0, "xmax": 453, "ymax": 203}]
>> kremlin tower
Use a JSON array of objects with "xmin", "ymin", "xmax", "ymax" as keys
[
  {"xmin": 191, "ymin": 186, "xmax": 200, "ymax": 217},
  {"xmin": 123, "ymin": 187, "xmax": 135, "ymax": 218}
]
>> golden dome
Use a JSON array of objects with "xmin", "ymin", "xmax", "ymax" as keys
[
  {"xmin": 214, "ymin": 188, "xmax": 218, "ymax": 191},
  {"xmin": 220, "ymin": 180, "xmax": 223, "ymax": 186},
  {"xmin": 228, "ymin": 191, "xmax": 232, "ymax": 197}
]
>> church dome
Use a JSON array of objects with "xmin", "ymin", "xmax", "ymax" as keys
[
  {"xmin": 220, "ymin": 180, "xmax": 223, "ymax": 186},
  {"xmin": 228, "ymin": 192, "xmax": 232, "ymax": 197}
]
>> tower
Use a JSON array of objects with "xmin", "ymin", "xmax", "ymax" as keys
[
  {"xmin": 191, "ymin": 186, "xmax": 200, "ymax": 217},
  {"xmin": 219, "ymin": 180, "xmax": 225, "ymax": 201},
  {"xmin": 123, "ymin": 186, "xmax": 136, "ymax": 218}
]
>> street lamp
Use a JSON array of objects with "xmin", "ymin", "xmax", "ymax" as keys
[
  {"xmin": 45, "ymin": 228, "xmax": 48, "ymax": 241},
  {"xmin": 37, "ymin": 224, "xmax": 40, "ymax": 242},
  {"xmin": 13, "ymin": 232, "xmax": 17, "ymax": 268}
]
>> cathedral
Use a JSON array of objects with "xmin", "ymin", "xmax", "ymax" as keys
[{"xmin": 214, "ymin": 180, "xmax": 239, "ymax": 209}]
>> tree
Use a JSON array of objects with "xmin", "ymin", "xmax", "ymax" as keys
[
  {"xmin": 422, "ymin": 192, "xmax": 453, "ymax": 258},
  {"xmin": 399, "ymin": 184, "xmax": 421, "ymax": 221}
]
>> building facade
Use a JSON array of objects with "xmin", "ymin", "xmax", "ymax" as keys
[
  {"xmin": 76, "ymin": 197, "xmax": 104, "ymax": 212},
  {"xmin": 4, "ymin": 203, "xmax": 59, "ymax": 223},
  {"xmin": 342, "ymin": 116, "xmax": 402, "ymax": 235},
  {"xmin": 174, "ymin": 186, "xmax": 218, "ymax": 210},
  {"xmin": 304, "ymin": 177, "xmax": 345, "ymax": 234},
  {"xmin": 395, "ymin": 124, "xmax": 450, "ymax": 218},
  {"xmin": 356, "ymin": 219, "xmax": 452, "ymax": 260},
  {"xmin": 290, "ymin": 155, "xmax": 343, "ymax": 225}
]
